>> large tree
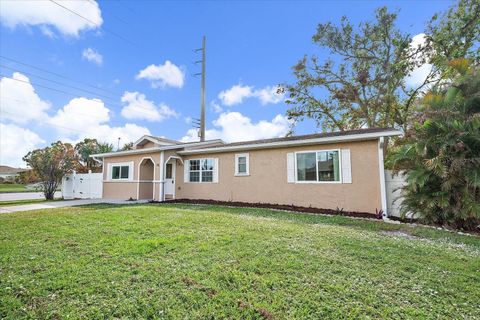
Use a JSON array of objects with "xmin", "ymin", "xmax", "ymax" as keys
[
  {"xmin": 285, "ymin": 0, "xmax": 479, "ymax": 135},
  {"xmin": 75, "ymin": 138, "xmax": 113, "ymax": 173},
  {"xmin": 285, "ymin": 7, "xmax": 416, "ymax": 132},
  {"xmin": 23, "ymin": 141, "xmax": 78, "ymax": 200}
]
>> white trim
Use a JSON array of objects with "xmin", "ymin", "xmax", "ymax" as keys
[
  {"xmin": 91, "ymin": 139, "xmax": 224, "ymax": 158},
  {"xmin": 165, "ymin": 155, "xmax": 184, "ymax": 165},
  {"xmin": 287, "ymin": 153, "xmax": 295, "ymax": 183},
  {"xmin": 294, "ymin": 149, "xmax": 342, "ymax": 184},
  {"xmin": 107, "ymin": 161, "xmax": 134, "ymax": 181},
  {"xmin": 378, "ymin": 137, "xmax": 388, "ymax": 217},
  {"xmin": 184, "ymin": 158, "xmax": 216, "ymax": 183},
  {"xmin": 178, "ymin": 130, "xmax": 402, "ymax": 155},
  {"xmin": 104, "ymin": 180, "xmax": 163, "ymax": 183},
  {"xmin": 213, "ymin": 158, "xmax": 219, "ymax": 183},
  {"xmin": 340, "ymin": 149, "xmax": 352, "ymax": 184},
  {"xmin": 164, "ymin": 157, "xmax": 177, "ymax": 199},
  {"xmin": 136, "ymin": 157, "xmax": 156, "ymax": 200},
  {"xmin": 234, "ymin": 153, "xmax": 249, "ymax": 176},
  {"xmin": 133, "ymin": 135, "xmax": 175, "ymax": 148},
  {"xmin": 159, "ymin": 151, "xmax": 165, "ymax": 201}
]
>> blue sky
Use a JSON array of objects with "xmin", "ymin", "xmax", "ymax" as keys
[{"xmin": 0, "ymin": 0, "xmax": 453, "ymax": 167}]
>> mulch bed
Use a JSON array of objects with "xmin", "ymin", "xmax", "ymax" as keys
[{"xmin": 151, "ymin": 198, "xmax": 383, "ymax": 220}]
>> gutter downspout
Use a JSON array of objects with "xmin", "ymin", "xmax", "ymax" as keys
[
  {"xmin": 378, "ymin": 137, "xmax": 388, "ymax": 219},
  {"xmin": 159, "ymin": 151, "xmax": 165, "ymax": 202}
]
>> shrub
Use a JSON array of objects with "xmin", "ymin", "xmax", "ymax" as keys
[{"xmin": 389, "ymin": 60, "xmax": 480, "ymax": 230}]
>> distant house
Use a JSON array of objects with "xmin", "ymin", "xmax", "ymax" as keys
[
  {"xmin": 0, "ymin": 166, "xmax": 29, "ymax": 181},
  {"xmin": 91, "ymin": 128, "xmax": 401, "ymax": 216}
]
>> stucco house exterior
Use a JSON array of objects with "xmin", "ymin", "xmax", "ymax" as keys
[{"xmin": 91, "ymin": 128, "xmax": 401, "ymax": 216}]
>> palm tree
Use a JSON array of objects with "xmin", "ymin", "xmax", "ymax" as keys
[{"xmin": 389, "ymin": 60, "xmax": 480, "ymax": 230}]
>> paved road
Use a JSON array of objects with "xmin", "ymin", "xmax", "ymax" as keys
[
  {"xmin": 0, "ymin": 199, "xmax": 148, "ymax": 213},
  {"xmin": 0, "ymin": 191, "xmax": 62, "ymax": 202}
]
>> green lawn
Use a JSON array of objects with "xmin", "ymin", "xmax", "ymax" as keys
[
  {"xmin": 0, "ymin": 184, "xmax": 29, "ymax": 193},
  {"xmin": 0, "ymin": 204, "xmax": 478, "ymax": 319}
]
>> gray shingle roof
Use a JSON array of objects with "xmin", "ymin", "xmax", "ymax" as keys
[{"xmin": 196, "ymin": 127, "xmax": 397, "ymax": 149}]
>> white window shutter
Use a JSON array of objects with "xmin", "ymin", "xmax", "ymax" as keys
[
  {"xmin": 287, "ymin": 153, "xmax": 295, "ymax": 183},
  {"xmin": 213, "ymin": 158, "xmax": 219, "ymax": 183},
  {"xmin": 184, "ymin": 160, "xmax": 190, "ymax": 183},
  {"xmin": 341, "ymin": 149, "xmax": 352, "ymax": 183}
]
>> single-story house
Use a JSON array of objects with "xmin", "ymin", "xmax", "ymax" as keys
[
  {"xmin": 91, "ymin": 128, "xmax": 402, "ymax": 216},
  {"xmin": 0, "ymin": 165, "xmax": 29, "ymax": 181}
]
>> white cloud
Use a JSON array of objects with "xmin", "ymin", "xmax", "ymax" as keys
[
  {"xmin": 218, "ymin": 84, "xmax": 285, "ymax": 106},
  {"xmin": 210, "ymin": 100, "xmax": 223, "ymax": 113},
  {"xmin": 218, "ymin": 84, "xmax": 253, "ymax": 106},
  {"xmin": 405, "ymin": 63, "xmax": 433, "ymax": 88},
  {"xmin": 49, "ymin": 97, "xmax": 110, "ymax": 133},
  {"xmin": 181, "ymin": 112, "xmax": 291, "ymax": 142},
  {"xmin": 254, "ymin": 86, "xmax": 285, "ymax": 105},
  {"xmin": 136, "ymin": 61, "xmax": 185, "ymax": 89},
  {"xmin": 82, "ymin": 48, "xmax": 103, "ymax": 66},
  {"xmin": 0, "ymin": 0, "xmax": 103, "ymax": 37},
  {"xmin": 405, "ymin": 33, "xmax": 433, "ymax": 88},
  {"xmin": 48, "ymin": 97, "xmax": 150, "ymax": 146},
  {"xmin": 120, "ymin": 91, "xmax": 179, "ymax": 122},
  {"xmin": 0, "ymin": 72, "xmax": 51, "ymax": 124},
  {"xmin": 0, "ymin": 123, "xmax": 45, "ymax": 168}
]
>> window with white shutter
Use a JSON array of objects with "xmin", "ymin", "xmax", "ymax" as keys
[{"xmin": 341, "ymin": 149, "xmax": 352, "ymax": 183}]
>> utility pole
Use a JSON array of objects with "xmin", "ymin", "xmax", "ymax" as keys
[
  {"xmin": 194, "ymin": 36, "xmax": 206, "ymax": 142},
  {"xmin": 199, "ymin": 36, "xmax": 206, "ymax": 141}
]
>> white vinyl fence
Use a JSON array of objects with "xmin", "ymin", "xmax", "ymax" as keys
[
  {"xmin": 385, "ymin": 170, "xmax": 407, "ymax": 218},
  {"xmin": 62, "ymin": 171, "xmax": 103, "ymax": 199}
]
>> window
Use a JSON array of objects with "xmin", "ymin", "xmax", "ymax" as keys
[
  {"xmin": 165, "ymin": 163, "xmax": 173, "ymax": 179},
  {"xmin": 188, "ymin": 158, "xmax": 214, "ymax": 183},
  {"xmin": 296, "ymin": 150, "xmax": 340, "ymax": 182},
  {"xmin": 235, "ymin": 153, "xmax": 249, "ymax": 176},
  {"xmin": 109, "ymin": 162, "xmax": 132, "ymax": 181}
]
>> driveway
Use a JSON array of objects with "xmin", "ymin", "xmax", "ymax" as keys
[
  {"xmin": 0, "ymin": 192, "xmax": 62, "ymax": 202},
  {"xmin": 0, "ymin": 199, "xmax": 148, "ymax": 213}
]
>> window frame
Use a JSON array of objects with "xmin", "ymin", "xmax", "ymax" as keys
[
  {"xmin": 108, "ymin": 161, "xmax": 134, "ymax": 181},
  {"xmin": 234, "ymin": 153, "xmax": 250, "ymax": 176},
  {"xmin": 187, "ymin": 158, "xmax": 215, "ymax": 183},
  {"xmin": 294, "ymin": 149, "xmax": 342, "ymax": 184}
]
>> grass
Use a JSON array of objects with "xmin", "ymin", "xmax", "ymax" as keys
[
  {"xmin": 0, "ymin": 184, "xmax": 30, "ymax": 193},
  {"xmin": 0, "ymin": 204, "xmax": 479, "ymax": 319}
]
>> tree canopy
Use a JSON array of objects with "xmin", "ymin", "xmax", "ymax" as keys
[
  {"xmin": 23, "ymin": 141, "xmax": 78, "ymax": 200},
  {"xmin": 75, "ymin": 138, "xmax": 113, "ymax": 173},
  {"xmin": 285, "ymin": 0, "xmax": 479, "ymax": 135},
  {"xmin": 388, "ymin": 60, "xmax": 480, "ymax": 230}
]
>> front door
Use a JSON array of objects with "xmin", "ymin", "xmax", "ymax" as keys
[{"xmin": 164, "ymin": 162, "xmax": 175, "ymax": 199}]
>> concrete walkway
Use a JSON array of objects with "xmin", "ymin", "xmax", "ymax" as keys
[
  {"xmin": 0, "ymin": 191, "xmax": 62, "ymax": 202},
  {"xmin": 0, "ymin": 199, "xmax": 148, "ymax": 213}
]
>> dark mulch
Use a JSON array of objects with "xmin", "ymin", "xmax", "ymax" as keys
[{"xmin": 150, "ymin": 198, "xmax": 383, "ymax": 220}]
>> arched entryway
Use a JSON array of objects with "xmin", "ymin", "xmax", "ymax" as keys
[{"xmin": 138, "ymin": 158, "xmax": 155, "ymax": 200}]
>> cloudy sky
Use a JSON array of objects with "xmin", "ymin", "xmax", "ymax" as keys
[{"xmin": 0, "ymin": 0, "xmax": 452, "ymax": 167}]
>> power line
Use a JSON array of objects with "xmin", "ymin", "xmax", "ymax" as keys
[
  {"xmin": 0, "ymin": 55, "xmax": 118, "ymax": 96},
  {"xmin": 0, "ymin": 109, "xmax": 95, "ymax": 136},
  {"xmin": 49, "ymin": 0, "xmax": 136, "ymax": 46},
  {"xmin": 0, "ymin": 72, "xmax": 163, "ymax": 116},
  {"xmin": 0, "ymin": 64, "xmax": 119, "ymax": 103},
  {"xmin": 0, "ymin": 96, "xmax": 110, "ymax": 121},
  {"xmin": 88, "ymin": 0, "xmax": 132, "ymax": 27}
]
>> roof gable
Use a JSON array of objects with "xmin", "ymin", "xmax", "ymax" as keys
[{"xmin": 133, "ymin": 135, "xmax": 179, "ymax": 149}]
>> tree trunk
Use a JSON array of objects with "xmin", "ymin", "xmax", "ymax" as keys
[{"xmin": 44, "ymin": 192, "xmax": 54, "ymax": 200}]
